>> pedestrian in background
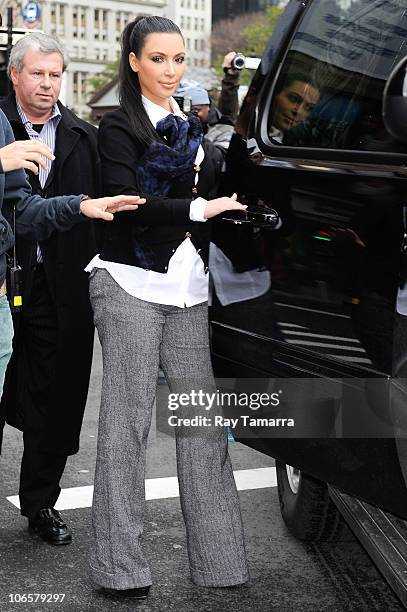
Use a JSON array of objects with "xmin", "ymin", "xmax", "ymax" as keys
[
  {"xmin": 0, "ymin": 33, "xmax": 102, "ymax": 546},
  {"xmin": 87, "ymin": 14, "xmax": 249, "ymax": 600}
]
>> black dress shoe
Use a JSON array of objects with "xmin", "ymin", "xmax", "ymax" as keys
[
  {"xmin": 28, "ymin": 508, "xmax": 72, "ymax": 545},
  {"xmin": 99, "ymin": 586, "xmax": 150, "ymax": 599}
]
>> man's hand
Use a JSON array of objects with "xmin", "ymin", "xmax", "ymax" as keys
[
  {"xmin": 204, "ymin": 193, "xmax": 247, "ymax": 219},
  {"xmin": 80, "ymin": 195, "xmax": 146, "ymax": 221},
  {"xmin": 0, "ymin": 140, "xmax": 54, "ymax": 173},
  {"xmin": 223, "ymin": 51, "xmax": 238, "ymax": 75}
]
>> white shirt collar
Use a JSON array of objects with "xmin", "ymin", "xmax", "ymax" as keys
[
  {"xmin": 142, "ymin": 95, "xmax": 187, "ymax": 129},
  {"xmin": 16, "ymin": 100, "xmax": 61, "ymax": 128}
]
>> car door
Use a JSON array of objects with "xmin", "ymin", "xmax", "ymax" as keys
[{"xmin": 209, "ymin": 0, "xmax": 407, "ymax": 518}]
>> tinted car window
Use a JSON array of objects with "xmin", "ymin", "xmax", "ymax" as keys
[{"xmin": 265, "ymin": 0, "xmax": 407, "ymax": 152}]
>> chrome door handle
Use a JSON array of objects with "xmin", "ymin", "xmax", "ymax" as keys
[{"xmin": 221, "ymin": 208, "xmax": 280, "ymax": 229}]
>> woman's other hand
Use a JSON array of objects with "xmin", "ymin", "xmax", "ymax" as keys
[
  {"xmin": 204, "ymin": 193, "xmax": 247, "ymax": 219},
  {"xmin": 0, "ymin": 140, "xmax": 54, "ymax": 173},
  {"xmin": 80, "ymin": 195, "xmax": 146, "ymax": 221}
]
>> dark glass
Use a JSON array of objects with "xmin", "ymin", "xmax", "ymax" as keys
[{"xmin": 265, "ymin": 0, "xmax": 407, "ymax": 152}]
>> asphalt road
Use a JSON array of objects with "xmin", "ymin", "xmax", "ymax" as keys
[{"xmin": 0, "ymin": 340, "xmax": 404, "ymax": 612}]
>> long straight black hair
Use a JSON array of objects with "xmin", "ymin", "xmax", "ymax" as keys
[{"xmin": 119, "ymin": 15, "xmax": 184, "ymax": 146}]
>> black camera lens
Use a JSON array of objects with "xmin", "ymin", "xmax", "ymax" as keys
[{"xmin": 231, "ymin": 53, "xmax": 245, "ymax": 71}]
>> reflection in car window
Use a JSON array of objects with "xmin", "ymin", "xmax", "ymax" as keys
[{"xmin": 267, "ymin": 0, "xmax": 407, "ymax": 151}]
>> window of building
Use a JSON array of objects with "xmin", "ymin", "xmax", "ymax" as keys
[
  {"xmin": 94, "ymin": 8, "xmax": 108, "ymax": 41},
  {"xmin": 73, "ymin": 72, "xmax": 79, "ymax": 100},
  {"xmin": 194, "ymin": 39, "xmax": 198, "ymax": 51},
  {"xmin": 81, "ymin": 72, "xmax": 88, "ymax": 100},
  {"xmin": 194, "ymin": 17, "xmax": 198, "ymax": 30},
  {"xmin": 73, "ymin": 71, "xmax": 89, "ymax": 103},
  {"xmin": 186, "ymin": 16, "xmax": 190, "ymax": 29}
]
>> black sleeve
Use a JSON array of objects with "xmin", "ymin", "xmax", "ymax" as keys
[
  {"xmin": 218, "ymin": 72, "xmax": 240, "ymax": 124},
  {"xmin": 98, "ymin": 111, "xmax": 193, "ymax": 226}
]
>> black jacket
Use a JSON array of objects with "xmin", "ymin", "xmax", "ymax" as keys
[
  {"xmin": 98, "ymin": 108, "xmax": 223, "ymax": 273},
  {"xmin": 0, "ymin": 94, "xmax": 101, "ymax": 456}
]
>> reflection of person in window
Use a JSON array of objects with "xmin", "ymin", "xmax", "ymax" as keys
[{"xmin": 269, "ymin": 74, "xmax": 320, "ymax": 142}]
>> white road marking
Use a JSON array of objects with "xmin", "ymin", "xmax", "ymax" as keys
[
  {"xmin": 328, "ymin": 355, "xmax": 373, "ymax": 364},
  {"xmin": 286, "ymin": 339, "xmax": 366, "ymax": 352},
  {"xmin": 6, "ymin": 467, "xmax": 277, "ymax": 511},
  {"xmin": 282, "ymin": 330, "xmax": 361, "ymax": 343},
  {"xmin": 279, "ymin": 322, "xmax": 308, "ymax": 329},
  {"xmin": 275, "ymin": 301, "xmax": 350, "ymax": 319}
]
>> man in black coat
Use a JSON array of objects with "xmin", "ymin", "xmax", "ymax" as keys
[{"xmin": 0, "ymin": 32, "xmax": 100, "ymax": 545}]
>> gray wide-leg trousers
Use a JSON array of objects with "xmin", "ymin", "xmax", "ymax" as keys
[{"xmin": 89, "ymin": 269, "xmax": 249, "ymax": 589}]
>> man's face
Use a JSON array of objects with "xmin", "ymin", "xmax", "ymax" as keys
[
  {"xmin": 10, "ymin": 49, "xmax": 63, "ymax": 119},
  {"xmin": 192, "ymin": 104, "xmax": 210, "ymax": 126},
  {"xmin": 272, "ymin": 80, "xmax": 320, "ymax": 132}
]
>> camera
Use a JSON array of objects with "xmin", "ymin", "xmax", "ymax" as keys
[
  {"xmin": 231, "ymin": 53, "xmax": 261, "ymax": 71},
  {"xmin": 173, "ymin": 94, "xmax": 192, "ymax": 113}
]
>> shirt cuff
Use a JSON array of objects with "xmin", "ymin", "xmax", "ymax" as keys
[{"xmin": 189, "ymin": 197, "xmax": 208, "ymax": 222}]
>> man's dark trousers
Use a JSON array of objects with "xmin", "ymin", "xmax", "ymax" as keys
[{"xmin": 15, "ymin": 265, "xmax": 67, "ymax": 517}]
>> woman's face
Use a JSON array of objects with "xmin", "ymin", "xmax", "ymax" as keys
[
  {"xmin": 272, "ymin": 80, "xmax": 320, "ymax": 132},
  {"xmin": 129, "ymin": 32, "xmax": 186, "ymax": 110}
]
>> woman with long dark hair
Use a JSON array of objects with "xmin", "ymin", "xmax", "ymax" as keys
[{"xmin": 87, "ymin": 15, "xmax": 250, "ymax": 599}]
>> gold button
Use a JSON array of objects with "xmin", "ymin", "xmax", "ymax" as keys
[
  {"xmin": 194, "ymin": 165, "xmax": 201, "ymax": 172},
  {"xmin": 185, "ymin": 232, "xmax": 192, "ymax": 238},
  {"xmin": 192, "ymin": 187, "xmax": 198, "ymax": 194}
]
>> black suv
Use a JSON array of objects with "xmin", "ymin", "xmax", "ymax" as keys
[{"xmin": 209, "ymin": 0, "xmax": 407, "ymax": 605}]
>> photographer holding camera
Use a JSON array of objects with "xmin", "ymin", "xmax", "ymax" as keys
[{"xmin": 177, "ymin": 52, "xmax": 242, "ymax": 154}]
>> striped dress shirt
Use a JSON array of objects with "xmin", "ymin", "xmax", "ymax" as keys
[{"xmin": 16, "ymin": 102, "xmax": 62, "ymax": 262}]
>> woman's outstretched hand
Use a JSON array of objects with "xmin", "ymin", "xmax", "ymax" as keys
[
  {"xmin": 80, "ymin": 195, "xmax": 146, "ymax": 221},
  {"xmin": 204, "ymin": 193, "xmax": 247, "ymax": 219}
]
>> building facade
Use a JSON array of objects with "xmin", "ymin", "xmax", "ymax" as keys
[
  {"xmin": 0, "ymin": 0, "xmax": 166, "ymax": 116},
  {"xmin": 165, "ymin": 0, "xmax": 211, "ymax": 70},
  {"xmin": 0, "ymin": 0, "xmax": 212, "ymax": 117}
]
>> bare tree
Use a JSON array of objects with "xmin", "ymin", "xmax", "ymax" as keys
[{"xmin": 211, "ymin": 12, "xmax": 261, "ymax": 61}]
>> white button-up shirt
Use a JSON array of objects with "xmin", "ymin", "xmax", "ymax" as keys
[{"xmin": 86, "ymin": 96, "xmax": 209, "ymax": 307}]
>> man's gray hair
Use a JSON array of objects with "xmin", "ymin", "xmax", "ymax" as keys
[{"xmin": 8, "ymin": 32, "xmax": 68, "ymax": 77}]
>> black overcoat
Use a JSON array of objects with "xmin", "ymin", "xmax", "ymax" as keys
[{"xmin": 0, "ymin": 94, "xmax": 101, "ymax": 455}]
